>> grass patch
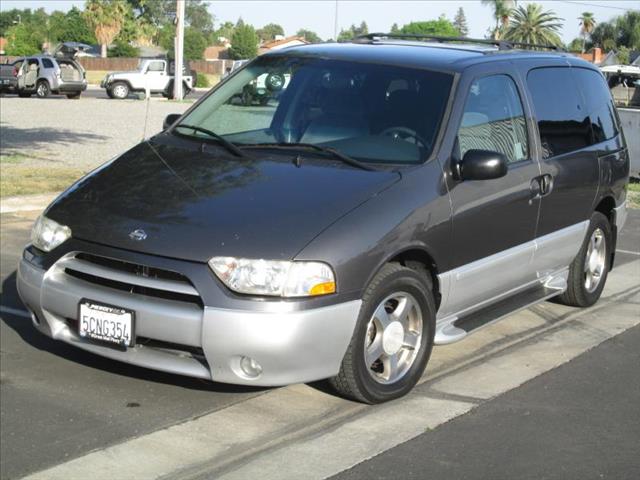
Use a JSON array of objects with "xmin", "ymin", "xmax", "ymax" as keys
[
  {"xmin": 0, "ymin": 153, "xmax": 29, "ymax": 164},
  {"xmin": 1, "ymin": 165, "xmax": 85, "ymax": 197},
  {"xmin": 628, "ymin": 181, "xmax": 640, "ymax": 209},
  {"xmin": 85, "ymin": 70, "xmax": 110, "ymax": 85}
]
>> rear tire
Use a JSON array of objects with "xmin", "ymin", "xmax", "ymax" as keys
[
  {"xmin": 109, "ymin": 81, "xmax": 129, "ymax": 100},
  {"xmin": 330, "ymin": 263, "xmax": 436, "ymax": 404},
  {"xmin": 556, "ymin": 211, "xmax": 612, "ymax": 308},
  {"xmin": 36, "ymin": 80, "xmax": 50, "ymax": 98}
]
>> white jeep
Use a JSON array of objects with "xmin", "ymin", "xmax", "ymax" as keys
[{"xmin": 101, "ymin": 58, "xmax": 194, "ymax": 99}]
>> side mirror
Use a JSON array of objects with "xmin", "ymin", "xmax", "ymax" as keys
[
  {"xmin": 163, "ymin": 113, "xmax": 182, "ymax": 130},
  {"xmin": 457, "ymin": 149, "xmax": 508, "ymax": 181}
]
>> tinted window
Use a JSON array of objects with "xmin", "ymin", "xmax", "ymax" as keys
[
  {"xmin": 42, "ymin": 58, "xmax": 54, "ymax": 69},
  {"xmin": 527, "ymin": 68, "xmax": 591, "ymax": 159},
  {"xmin": 457, "ymin": 74, "xmax": 528, "ymax": 164},
  {"xmin": 573, "ymin": 68, "xmax": 618, "ymax": 143}
]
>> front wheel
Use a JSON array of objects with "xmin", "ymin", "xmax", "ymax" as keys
[
  {"xmin": 330, "ymin": 263, "xmax": 436, "ymax": 404},
  {"xmin": 36, "ymin": 80, "xmax": 50, "ymax": 98},
  {"xmin": 556, "ymin": 211, "xmax": 612, "ymax": 307},
  {"xmin": 109, "ymin": 82, "xmax": 129, "ymax": 100}
]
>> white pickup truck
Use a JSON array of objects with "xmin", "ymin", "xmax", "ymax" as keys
[{"xmin": 101, "ymin": 58, "xmax": 194, "ymax": 99}]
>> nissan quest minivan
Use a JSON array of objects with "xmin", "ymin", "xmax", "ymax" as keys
[{"xmin": 17, "ymin": 35, "xmax": 630, "ymax": 404}]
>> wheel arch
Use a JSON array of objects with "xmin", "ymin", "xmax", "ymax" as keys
[
  {"xmin": 594, "ymin": 195, "xmax": 617, "ymax": 269},
  {"xmin": 367, "ymin": 245, "xmax": 442, "ymax": 310}
]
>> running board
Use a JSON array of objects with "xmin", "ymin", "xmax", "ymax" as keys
[{"xmin": 434, "ymin": 274, "xmax": 567, "ymax": 345}]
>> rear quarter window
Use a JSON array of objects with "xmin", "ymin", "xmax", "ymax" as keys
[
  {"xmin": 572, "ymin": 67, "xmax": 619, "ymax": 143},
  {"xmin": 42, "ymin": 58, "xmax": 54, "ymax": 69},
  {"xmin": 527, "ymin": 67, "xmax": 591, "ymax": 159}
]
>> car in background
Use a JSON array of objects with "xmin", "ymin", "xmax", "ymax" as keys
[
  {"xmin": 0, "ymin": 58, "xmax": 23, "ymax": 94},
  {"xmin": 101, "ymin": 58, "xmax": 194, "ymax": 99},
  {"xmin": 14, "ymin": 42, "xmax": 89, "ymax": 99}
]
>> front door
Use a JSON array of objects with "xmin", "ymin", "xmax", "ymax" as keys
[
  {"xmin": 145, "ymin": 60, "xmax": 167, "ymax": 92},
  {"xmin": 440, "ymin": 70, "xmax": 541, "ymax": 318}
]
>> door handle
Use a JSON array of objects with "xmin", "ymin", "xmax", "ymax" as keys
[{"xmin": 530, "ymin": 174, "xmax": 553, "ymax": 202}]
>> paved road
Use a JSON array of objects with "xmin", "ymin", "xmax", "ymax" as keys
[
  {"xmin": 1, "ymin": 211, "xmax": 638, "ymax": 479},
  {"xmin": 332, "ymin": 324, "xmax": 640, "ymax": 480},
  {"xmin": 0, "ymin": 87, "xmax": 207, "ymax": 101}
]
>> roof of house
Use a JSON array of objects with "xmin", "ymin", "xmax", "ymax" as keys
[{"xmin": 261, "ymin": 36, "xmax": 310, "ymax": 50}]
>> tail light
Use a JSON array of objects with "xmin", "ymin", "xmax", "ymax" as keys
[{"xmin": 12, "ymin": 67, "xmax": 17, "ymax": 77}]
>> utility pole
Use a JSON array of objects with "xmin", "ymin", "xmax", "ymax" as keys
[
  {"xmin": 173, "ymin": 0, "xmax": 185, "ymax": 100},
  {"xmin": 334, "ymin": 0, "xmax": 339, "ymax": 41}
]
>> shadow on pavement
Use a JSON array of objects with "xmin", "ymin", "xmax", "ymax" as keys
[
  {"xmin": 0, "ymin": 122, "xmax": 109, "ymax": 153},
  {"xmin": 1, "ymin": 270, "xmax": 268, "ymax": 395}
]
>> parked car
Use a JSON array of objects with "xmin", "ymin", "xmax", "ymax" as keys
[
  {"xmin": 18, "ymin": 35, "xmax": 629, "ymax": 404},
  {"xmin": 101, "ymin": 57, "xmax": 194, "ymax": 99},
  {"xmin": 14, "ymin": 42, "xmax": 89, "ymax": 99},
  {"xmin": 0, "ymin": 58, "xmax": 23, "ymax": 94}
]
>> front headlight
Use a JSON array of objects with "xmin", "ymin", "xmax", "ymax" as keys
[
  {"xmin": 208, "ymin": 257, "xmax": 336, "ymax": 297},
  {"xmin": 31, "ymin": 215, "xmax": 71, "ymax": 252}
]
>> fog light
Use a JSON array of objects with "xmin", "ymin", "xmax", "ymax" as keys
[{"xmin": 240, "ymin": 356, "xmax": 262, "ymax": 378}]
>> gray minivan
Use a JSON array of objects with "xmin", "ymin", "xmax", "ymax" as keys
[{"xmin": 17, "ymin": 35, "xmax": 629, "ymax": 403}]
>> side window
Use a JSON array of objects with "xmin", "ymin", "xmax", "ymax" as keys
[
  {"xmin": 573, "ymin": 68, "xmax": 619, "ymax": 143},
  {"xmin": 527, "ymin": 68, "xmax": 591, "ymax": 159},
  {"xmin": 42, "ymin": 58, "xmax": 54, "ymax": 69},
  {"xmin": 146, "ymin": 61, "xmax": 165, "ymax": 73},
  {"xmin": 457, "ymin": 74, "xmax": 528, "ymax": 164}
]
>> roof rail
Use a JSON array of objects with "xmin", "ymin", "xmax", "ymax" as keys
[{"xmin": 353, "ymin": 33, "xmax": 565, "ymax": 52}]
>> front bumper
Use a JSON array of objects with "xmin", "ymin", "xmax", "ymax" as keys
[{"xmin": 17, "ymin": 254, "xmax": 360, "ymax": 386}]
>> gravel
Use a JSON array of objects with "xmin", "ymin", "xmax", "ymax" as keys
[{"xmin": 0, "ymin": 95, "xmax": 193, "ymax": 170}]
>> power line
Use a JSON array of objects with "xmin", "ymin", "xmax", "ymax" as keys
[{"xmin": 551, "ymin": 0, "xmax": 635, "ymax": 11}]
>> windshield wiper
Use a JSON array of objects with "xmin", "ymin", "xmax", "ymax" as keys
[
  {"xmin": 172, "ymin": 124, "xmax": 248, "ymax": 158},
  {"xmin": 240, "ymin": 142, "xmax": 374, "ymax": 171}
]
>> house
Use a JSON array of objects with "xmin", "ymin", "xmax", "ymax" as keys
[{"xmin": 259, "ymin": 36, "xmax": 309, "ymax": 54}]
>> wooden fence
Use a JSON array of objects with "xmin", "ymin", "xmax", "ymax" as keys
[{"xmin": 0, "ymin": 55, "xmax": 230, "ymax": 75}]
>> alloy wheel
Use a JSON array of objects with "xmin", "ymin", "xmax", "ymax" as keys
[{"xmin": 584, "ymin": 227, "xmax": 606, "ymax": 293}]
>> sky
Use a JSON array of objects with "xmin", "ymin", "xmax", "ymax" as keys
[{"xmin": 0, "ymin": 0, "xmax": 637, "ymax": 43}]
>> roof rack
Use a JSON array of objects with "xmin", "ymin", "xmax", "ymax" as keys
[{"xmin": 353, "ymin": 33, "xmax": 565, "ymax": 52}]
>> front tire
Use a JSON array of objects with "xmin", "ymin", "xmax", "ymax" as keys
[
  {"xmin": 330, "ymin": 263, "xmax": 436, "ymax": 404},
  {"xmin": 36, "ymin": 80, "xmax": 50, "ymax": 98},
  {"xmin": 556, "ymin": 211, "xmax": 612, "ymax": 307},
  {"xmin": 109, "ymin": 81, "xmax": 129, "ymax": 100}
]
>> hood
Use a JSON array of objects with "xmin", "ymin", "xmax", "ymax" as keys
[{"xmin": 46, "ymin": 136, "xmax": 400, "ymax": 262}]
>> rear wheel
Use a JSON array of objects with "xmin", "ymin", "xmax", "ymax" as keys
[
  {"xmin": 556, "ymin": 211, "xmax": 612, "ymax": 307},
  {"xmin": 109, "ymin": 82, "xmax": 129, "ymax": 100},
  {"xmin": 330, "ymin": 263, "xmax": 436, "ymax": 404},
  {"xmin": 36, "ymin": 80, "xmax": 50, "ymax": 98}
]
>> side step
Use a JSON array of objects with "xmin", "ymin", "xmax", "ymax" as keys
[{"xmin": 434, "ymin": 275, "xmax": 566, "ymax": 345}]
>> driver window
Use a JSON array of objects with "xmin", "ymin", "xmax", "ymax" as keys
[
  {"xmin": 146, "ymin": 61, "xmax": 165, "ymax": 73},
  {"xmin": 457, "ymin": 75, "xmax": 528, "ymax": 164}
]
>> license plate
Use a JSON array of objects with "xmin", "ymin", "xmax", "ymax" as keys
[{"xmin": 78, "ymin": 300, "xmax": 134, "ymax": 348}]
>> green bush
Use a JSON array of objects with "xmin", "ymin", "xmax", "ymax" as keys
[
  {"xmin": 229, "ymin": 24, "xmax": 258, "ymax": 59},
  {"xmin": 195, "ymin": 73, "xmax": 210, "ymax": 88},
  {"xmin": 108, "ymin": 41, "xmax": 140, "ymax": 57}
]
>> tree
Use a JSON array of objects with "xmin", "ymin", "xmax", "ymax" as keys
[
  {"xmin": 504, "ymin": 3, "xmax": 563, "ymax": 47},
  {"xmin": 337, "ymin": 21, "xmax": 369, "ymax": 42},
  {"xmin": 257, "ymin": 23, "xmax": 284, "ymax": 43},
  {"xmin": 296, "ymin": 29, "xmax": 322, "ymax": 43},
  {"xmin": 229, "ymin": 23, "xmax": 258, "ymax": 59},
  {"xmin": 578, "ymin": 12, "xmax": 596, "ymax": 53},
  {"xmin": 615, "ymin": 10, "xmax": 640, "ymax": 50},
  {"xmin": 587, "ymin": 20, "xmax": 616, "ymax": 50},
  {"xmin": 108, "ymin": 39, "xmax": 140, "ymax": 57},
  {"xmin": 55, "ymin": 7, "xmax": 96, "ymax": 44},
  {"xmin": 211, "ymin": 21, "xmax": 235, "ymax": 44},
  {"xmin": 567, "ymin": 37, "xmax": 583, "ymax": 52},
  {"xmin": 399, "ymin": 18, "xmax": 460, "ymax": 37},
  {"xmin": 482, "ymin": 0, "xmax": 517, "ymax": 40},
  {"xmin": 4, "ymin": 23, "xmax": 41, "ymax": 55},
  {"xmin": 84, "ymin": 0, "xmax": 129, "ymax": 57},
  {"xmin": 390, "ymin": 23, "xmax": 400, "ymax": 34},
  {"xmin": 453, "ymin": 7, "xmax": 469, "ymax": 37}
]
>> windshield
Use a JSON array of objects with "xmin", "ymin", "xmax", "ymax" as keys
[{"xmin": 177, "ymin": 56, "xmax": 453, "ymax": 164}]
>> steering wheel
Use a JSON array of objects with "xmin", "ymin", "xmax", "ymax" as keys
[{"xmin": 380, "ymin": 126, "xmax": 428, "ymax": 148}]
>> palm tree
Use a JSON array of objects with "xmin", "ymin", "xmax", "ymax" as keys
[
  {"xmin": 83, "ymin": 0, "xmax": 128, "ymax": 58},
  {"xmin": 482, "ymin": 0, "xmax": 517, "ymax": 40},
  {"xmin": 504, "ymin": 3, "xmax": 563, "ymax": 47},
  {"xmin": 578, "ymin": 12, "xmax": 596, "ymax": 53}
]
